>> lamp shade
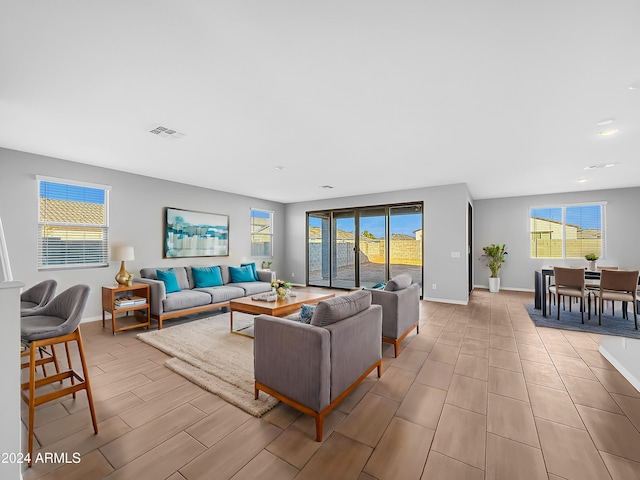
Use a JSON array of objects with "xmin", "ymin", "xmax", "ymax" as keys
[{"xmin": 111, "ymin": 246, "xmax": 135, "ymax": 262}]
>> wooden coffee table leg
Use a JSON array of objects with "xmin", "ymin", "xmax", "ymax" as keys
[{"xmin": 230, "ymin": 309, "xmax": 234, "ymax": 333}]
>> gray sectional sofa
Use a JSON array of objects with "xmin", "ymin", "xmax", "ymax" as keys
[{"xmin": 135, "ymin": 265, "xmax": 274, "ymax": 329}]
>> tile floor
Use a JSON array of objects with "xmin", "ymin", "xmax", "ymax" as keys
[{"xmin": 20, "ymin": 289, "xmax": 640, "ymax": 479}]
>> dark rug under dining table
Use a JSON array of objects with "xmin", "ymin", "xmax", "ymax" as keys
[{"xmin": 525, "ymin": 302, "xmax": 640, "ymax": 340}]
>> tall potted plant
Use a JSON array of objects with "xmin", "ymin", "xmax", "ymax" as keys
[{"xmin": 481, "ymin": 243, "xmax": 507, "ymax": 293}]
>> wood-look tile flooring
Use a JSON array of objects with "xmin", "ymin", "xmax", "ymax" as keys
[{"xmin": 21, "ymin": 289, "xmax": 640, "ymax": 479}]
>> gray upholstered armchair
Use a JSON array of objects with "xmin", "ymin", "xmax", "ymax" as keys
[
  {"xmin": 369, "ymin": 274, "xmax": 421, "ymax": 357},
  {"xmin": 254, "ymin": 290, "xmax": 382, "ymax": 441}
]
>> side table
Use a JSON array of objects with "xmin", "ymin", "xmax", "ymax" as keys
[{"xmin": 101, "ymin": 283, "xmax": 150, "ymax": 335}]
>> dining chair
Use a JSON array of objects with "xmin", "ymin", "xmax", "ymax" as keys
[
  {"xmin": 549, "ymin": 267, "xmax": 590, "ymax": 322},
  {"xmin": 592, "ymin": 270, "xmax": 639, "ymax": 329},
  {"xmin": 20, "ymin": 284, "xmax": 98, "ymax": 466},
  {"xmin": 584, "ymin": 266, "xmax": 619, "ymax": 312}
]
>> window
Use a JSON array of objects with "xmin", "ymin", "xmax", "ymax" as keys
[
  {"xmin": 530, "ymin": 203, "xmax": 605, "ymax": 259},
  {"xmin": 37, "ymin": 176, "xmax": 111, "ymax": 269},
  {"xmin": 250, "ymin": 209, "xmax": 273, "ymax": 257}
]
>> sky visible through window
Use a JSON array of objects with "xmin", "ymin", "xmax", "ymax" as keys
[
  {"xmin": 531, "ymin": 205, "xmax": 601, "ymax": 230},
  {"xmin": 251, "ymin": 210, "xmax": 271, "ymax": 220},
  {"xmin": 309, "ymin": 214, "xmax": 421, "ymax": 238},
  {"xmin": 40, "ymin": 181, "xmax": 105, "ymax": 204}
]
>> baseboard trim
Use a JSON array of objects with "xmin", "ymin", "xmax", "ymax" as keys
[
  {"xmin": 474, "ymin": 285, "xmax": 535, "ymax": 293},
  {"xmin": 81, "ymin": 314, "xmax": 102, "ymax": 324},
  {"xmin": 422, "ymin": 296, "xmax": 468, "ymax": 306},
  {"xmin": 599, "ymin": 338, "xmax": 640, "ymax": 393}
]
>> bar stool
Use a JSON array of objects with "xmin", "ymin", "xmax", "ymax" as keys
[
  {"xmin": 21, "ymin": 280, "xmax": 59, "ymax": 377},
  {"xmin": 20, "ymin": 284, "xmax": 98, "ymax": 466},
  {"xmin": 20, "ymin": 279, "xmax": 57, "ymax": 316}
]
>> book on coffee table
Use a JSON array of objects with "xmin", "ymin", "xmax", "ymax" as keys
[{"xmin": 251, "ymin": 293, "xmax": 277, "ymax": 302}]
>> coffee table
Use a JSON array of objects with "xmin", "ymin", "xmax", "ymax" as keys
[{"xmin": 229, "ymin": 292, "xmax": 335, "ymax": 337}]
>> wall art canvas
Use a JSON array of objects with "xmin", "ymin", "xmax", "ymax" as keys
[{"xmin": 165, "ymin": 207, "xmax": 229, "ymax": 258}]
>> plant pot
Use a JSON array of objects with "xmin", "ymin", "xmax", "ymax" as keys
[
  {"xmin": 588, "ymin": 260, "xmax": 596, "ymax": 271},
  {"xmin": 488, "ymin": 277, "xmax": 500, "ymax": 293}
]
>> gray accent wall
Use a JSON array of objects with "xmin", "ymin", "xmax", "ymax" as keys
[
  {"xmin": 0, "ymin": 148, "xmax": 285, "ymax": 319},
  {"xmin": 474, "ymin": 187, "xmax": 640, "ymax": 290},
  {"xmin": 283, "ymin": 183, "xmax": 473, "ymax": 305}
]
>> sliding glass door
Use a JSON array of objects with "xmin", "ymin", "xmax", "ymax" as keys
[
  {"xmin": 307, "ymin": 203, "xmax": 423, "ymax": 290},
  {"xmin": 389, "ymin": 204, "xmax": 423, "ymax": 285},
  {"xmin": 359, "ymin": 207, "xmax": 387, "ymax": 288},
  {"xmin": 332, "ymin": 211, "xmax": 356, "ymax": 289},
  {"xmin": 308, "ymin": 212, "xmax": 331, "ymax": 287}
]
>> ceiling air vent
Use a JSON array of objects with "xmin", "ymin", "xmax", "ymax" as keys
[
  {"xmin": 319, "ymin": 185, "xmax": 334, "ymax": 189},
  {"xmin": 150, "ymin": 126, "xmax": 185, "ymax": 139}
]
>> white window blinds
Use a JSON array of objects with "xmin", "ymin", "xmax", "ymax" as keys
[{"xmin": 37, "ymin": 176, "xmax": 111, "ymax": 269}]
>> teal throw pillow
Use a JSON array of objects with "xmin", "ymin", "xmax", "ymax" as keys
[
  {"xmin": 156, "ymin": 269, "xmax": 181, "ymax": 293},
  {"xmin": 229, "ymin": 265, "xmax": 256, "ymax": 283},
  {"xmin": 299, "ymin": 304, "xmax": 316, "ymax": 324},
  {"xmin": 241, "ymin": 262, "xmax": 260, "ymax": 281},
  {"xmin": 192, "ymin": 266, "xmax": 223, "ymax": 288}
]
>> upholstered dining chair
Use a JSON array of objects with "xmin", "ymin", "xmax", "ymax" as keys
[
  {"xmin": 20, "ymin": 279, "xmax": 57, "ymax": 316},
  {"xmin": 549, "ymin": 267, "xmax": 590, "ymax": 322},
  {"xmin": 585, "ymin": 266, "xmax": 619, "ymax": 313},
  {"xmin": 592, "ymin": 270, "xmax": 639, "ymax": 329},
  {"xmin": 20, "ymin": 284, "xmax": 98, "ymax": 466}
]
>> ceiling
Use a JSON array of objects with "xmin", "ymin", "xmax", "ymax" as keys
[{"xmin": 1, "ymin": 1, "xmax": 639, "ymax": 204}]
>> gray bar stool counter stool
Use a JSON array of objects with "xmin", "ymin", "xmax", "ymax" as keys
[
  {"xmin": 20, "ymin": 279, "xmax": 57, "ymax": 316},
  {"xmin": 20, "ymin": 284, "xmax": 98, "ymax": 466},
  {"xmin": 21, "ymin": 279, "xmax": 59, "ymax": 378}
]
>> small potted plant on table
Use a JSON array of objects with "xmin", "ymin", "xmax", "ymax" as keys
[
  {"xmin": 481, "ymin": 243, "xmax": 507, "ymax": 293},
  {"xmin": 585, "ymin": 253, "xmax": 598, "ymax": 271}
]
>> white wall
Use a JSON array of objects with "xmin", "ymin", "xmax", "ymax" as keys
[
  {"xmin": 283, "ymin": 183, "xmax": 473, "ymax": 304},
  {"xmin": 0, "ymin": 148, "xmax": 286, "ymax": 319},
  {"xmin": 473, "ymin": 187, "xmax": 640, "ymax": 290},
  {"xmin": 0, "ymin": 281, "xmax": 23, "ymax": 479}
]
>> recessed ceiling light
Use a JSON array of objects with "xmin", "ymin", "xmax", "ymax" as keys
[
  {"xmin": 584, "ymin": 162, "xmax": 618, "ymax": 170},
  {"xmin": 597, "ymin": 118, "xmax": 615, "ymax": 126},
  {"xmin": 577, "ymin": 178, "xmax": 588, "ymax": 183},
  {"xmin": 629, "ymin": 80, "xmax": 640, "ymax": 90},
  {"xmin": 597, "ymin": 129, "xmax": 618, "ymax": 136},
  {"xmin": 274, "ymin": 166, "xmax": 285, "ymax": 171}
]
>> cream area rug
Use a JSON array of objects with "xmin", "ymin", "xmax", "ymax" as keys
[{"xmin": 137, "ymin": 312, "xmax": 278, "ymax": 417}]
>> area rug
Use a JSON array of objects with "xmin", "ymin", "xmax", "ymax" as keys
[
  {"xmin": 525, "ymin": 302, "xmax": 640, "ymax": 339},
  {"xmin": 137, "ymin": 312, "xmax": 278, "ymax": 417}
]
